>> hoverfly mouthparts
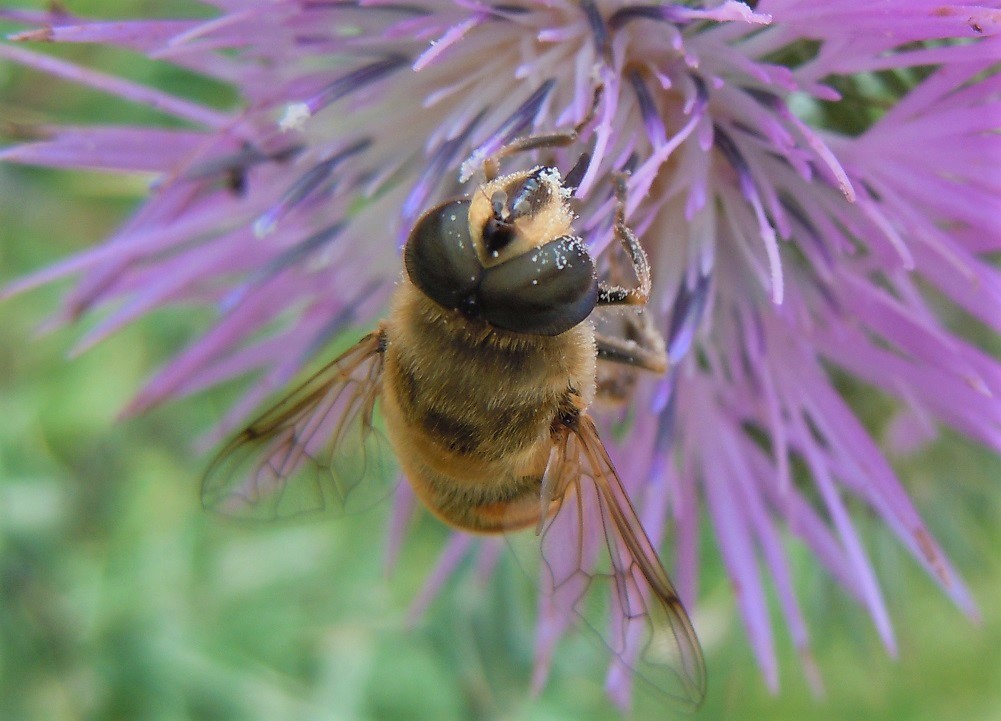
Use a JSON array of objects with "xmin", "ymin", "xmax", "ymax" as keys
[{"xmin": 404, "ymin": 166, "xmax": 598, "ymax": 337}]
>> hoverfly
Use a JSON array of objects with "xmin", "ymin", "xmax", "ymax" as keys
[{"xmin": 203, "ymin": 102, "xmax": 707, "ymax": 709}]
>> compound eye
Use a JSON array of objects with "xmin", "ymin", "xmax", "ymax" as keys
[
  {"xmin": 479, "ymin": 236, "xmax": 598, "ymax": 336},
  {"xmin": 405, "ymin": 199, "xmax": 482, "ymax": 310}
]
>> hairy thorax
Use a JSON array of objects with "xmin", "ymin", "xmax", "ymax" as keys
[{"xmin": 381, "ymin": 279, "xmax": 597, "ymax": 531}]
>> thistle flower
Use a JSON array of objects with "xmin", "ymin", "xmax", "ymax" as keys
[{"xmin": 3, "ymin": 0, "xmax": 999, "ymax": 709}]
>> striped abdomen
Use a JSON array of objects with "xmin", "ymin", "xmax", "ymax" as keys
[{"xmin": 381, "ymin": 281, "xmax": 596, "ymax": 532}]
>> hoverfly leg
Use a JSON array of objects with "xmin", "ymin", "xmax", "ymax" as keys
[
  {"xmin": 596, "ymin": 171, "xmax": 653, "ymax": 308},
  {"xmin": 594, "ymin": 310, "xmax": 668, "ymax": 403},
  {"xmin": 595, "ymin": 322, "xmax": 667, "ymax": 374},
  {"xmin": 481, "ymin": 86, "xmax": 603, "ymax": 182},
  {"xmin": 593, "ymin": 171, "xmax": 667, "ymax": 395}
]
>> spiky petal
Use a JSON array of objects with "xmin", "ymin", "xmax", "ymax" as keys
[{"xmin": 3, "ymin": 0, "xmax": 999, "ymax": 706}]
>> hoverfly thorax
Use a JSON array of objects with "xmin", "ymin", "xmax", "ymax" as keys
[{"xmin": 403, "ymin": 166, "xmax": 599, "ymax": 337}]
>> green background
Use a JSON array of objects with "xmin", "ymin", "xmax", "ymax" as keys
[{"xmin": 2, "ymin": 2, "xmax": 1000, "ymax": 719}]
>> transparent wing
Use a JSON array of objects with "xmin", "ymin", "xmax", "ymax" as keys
[
  {"xmin": 202, "ymin": 329, "xmax": 392, "ymax": 520},
  {"xmin": 537, "ymin": 413, "xmax": 707, "ymax": 709}
]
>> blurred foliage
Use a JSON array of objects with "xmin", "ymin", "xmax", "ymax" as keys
[{"xmin": 2, "ymin": 3, "xmax": 1001, "ymax": 720}]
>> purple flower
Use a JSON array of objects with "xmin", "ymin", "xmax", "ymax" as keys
[{"xmin": 3, "ymin": 0, "xmax": 999, "ymax": 708}]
